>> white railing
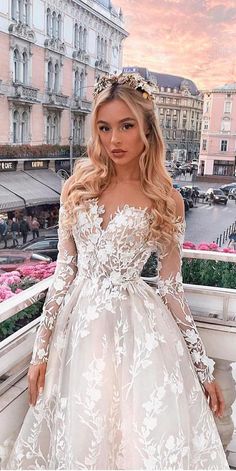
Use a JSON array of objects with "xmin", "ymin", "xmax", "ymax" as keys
[{"xmin": 0, "ymin": 249, "xmax": 236, "ymax": 466}]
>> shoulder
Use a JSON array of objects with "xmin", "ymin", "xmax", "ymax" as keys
[
  {"xmin": 170, "ymin": 188, "xmax": 184, "ymax": 220},
  {"xmin": 60, "ymin": 175, "xmax": 76, "ymax": 204}
]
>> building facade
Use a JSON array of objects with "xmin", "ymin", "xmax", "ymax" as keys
[
  {"xmin": 199, "ymin": 83, "xmax": 236, "ymax": 177},
  {"xmin": 123, "ymin": 66, "xmax": 203, "ymax": 162},
  {"xmin": 0, "ymin": 0, "xmax": 127, "ymax": 158}
]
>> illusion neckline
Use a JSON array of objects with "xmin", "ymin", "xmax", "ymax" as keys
[{"xmin": 88, "ymin": 197, "xmax": 154, "ymax": 233}]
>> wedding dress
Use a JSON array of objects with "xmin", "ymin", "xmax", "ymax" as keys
[{"xmin": 4, "ymin": 197, "xmax": 229, "ymax": 470}]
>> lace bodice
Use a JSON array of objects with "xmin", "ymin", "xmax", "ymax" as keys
[{"xmin": 30, "ymin": 197, "xmax": 215, "ymax": 385}]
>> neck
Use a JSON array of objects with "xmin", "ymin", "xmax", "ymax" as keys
[{"xmin": 112, "ymin": 162, "xmax": 141, "ymax": 183}]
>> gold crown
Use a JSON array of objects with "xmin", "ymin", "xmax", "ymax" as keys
[{"xmin": 93, "ymin": 73, "xmax": 156, "ymax": 101}]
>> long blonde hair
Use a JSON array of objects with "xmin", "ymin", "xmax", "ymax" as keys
[{"xmin": 63, "ymin": 82, "xmax": 179, "ymax": 249}]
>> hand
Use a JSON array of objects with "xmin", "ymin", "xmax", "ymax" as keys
[
  {"xmin": 203, "ymin": 380, "xmax": 225, "ymax": 419},
  {"xmin": 27, "ymin": 363, "xmax": 47, "ymax": 407}
]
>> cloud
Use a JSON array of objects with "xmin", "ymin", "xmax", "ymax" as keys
[{"xmin": 114, "ymin": 0, "xmax": 236, "ymax": 89}]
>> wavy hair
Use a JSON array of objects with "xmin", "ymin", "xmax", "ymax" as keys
[{"xmin": 62, "ymin": 81, "xmax": 179, "ymax": 250}]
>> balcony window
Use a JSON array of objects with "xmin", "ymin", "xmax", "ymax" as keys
[
  {"xmin": 13, "ymin": 48, "xmax": 20, "ymax": 82},
  {"xmin": 13, "ymin": 109, "xmax": 29, "ymax": 143},
  {"xmin": 202, "ymin": 139, "xmax": 207, "ymax": 151},
  {"xmin": 74, "ymin": 70, "xmax": 79, "ymax": 96},
  {"xmin": 220, "ymin": 140, "xmax": 228, "ymax": 152},
  {"xmin": 73, "ymin": 115, "xmax": 85, "ymax": 144},
  {"xmin": 79, "ymin": 71, "xmax": 85, "ymax": 98},
  {"xmin": 83, "ymin": 28, "xmax": 87, "ymax": 52},
  {"xmin": 79, "ymin": 26, "xmax": 83, "ymax": 50},
  {"xmin": 21, "ymin": 111, "xmax": 28, "ymax": 143},
  {"xmin": 221, "ymin": 118, "xmax": 231, "ymax": 132},
  {"xmin": 11, "ymin": 0, "xmax": 29, "ymax": 23},
  {"xmin": 57, "ymin": 14, "xmax": 62, "ymax": 40}
]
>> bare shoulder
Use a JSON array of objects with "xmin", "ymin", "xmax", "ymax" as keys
[
  {"xmin": 170, "ymin": 188, "xmax": 185, "ymax": 219},
  {"xmin": 61, "ymin": 175, "xmax": 76, "ymax": 204}
]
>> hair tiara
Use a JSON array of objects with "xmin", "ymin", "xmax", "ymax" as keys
[{"xmin": 93, "ymin": 72, "xmax": 156, "ymax": 101}]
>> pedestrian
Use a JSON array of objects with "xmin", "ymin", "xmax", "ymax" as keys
[
  {"xmin": 20, "ymin": 217, "xmax": 30, "ymax": 244},
  {"xmin": 11, "ymin": 217, "xmax": 19, "ymax": 247},
  {"xmin": 31, "ymin": 217, "xmax": 40, "ymax": 239},
  {"xmin": 5, "ymin": 72, "xmax": 229, "ymax": 470},
  {"xmin": 0, "ymin": 218, "xmax": 8, "ymax": 248},
  {"xmin": 228, "ymin": 231, "xmax": 236, "ymax": 250}
]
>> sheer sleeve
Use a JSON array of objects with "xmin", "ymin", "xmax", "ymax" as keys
[
  {"xmin": 30, "ymin": 203, "xmax": 78, "ymax": 365},
  {"xmin": 157, "ymin": 215, "xmax": 215, "ymax": 385}
]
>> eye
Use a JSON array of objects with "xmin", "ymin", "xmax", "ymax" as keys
[
  {"xmin": 98, "ymin": 125, "xmax": 110, "ymax": 132},
  {"xmin": 122, "ymin": 123, "xmax": 134, "ymax": 130}
]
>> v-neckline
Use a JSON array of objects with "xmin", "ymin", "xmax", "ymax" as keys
[{"xmin": 89, "ymin": 197, "xmax": 153, "ymax": 233}]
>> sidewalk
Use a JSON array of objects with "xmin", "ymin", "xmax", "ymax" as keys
[{"xmin": 0, "ymin": 229, "xmax": 52, "ymax": 250}]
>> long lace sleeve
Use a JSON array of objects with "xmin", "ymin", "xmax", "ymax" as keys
[
  {"xmin": 157, "ymin": 218, "xmax": 215, "ymax": 385},
  {"xmin": 30, "ymin": 203, "xmax": 78, "ymax": 365}
]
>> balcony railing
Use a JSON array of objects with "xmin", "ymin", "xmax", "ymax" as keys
[
  {"xmin": 44, "ymin": 91, "xmax": 69, "ymax": 108},
  {"xmin": 10, "ymin": 83, "xmax": 39, "ymax": 103},
  {"xmin": 0, "ymin": 250, "xmax": 236, "ymax": 467}
]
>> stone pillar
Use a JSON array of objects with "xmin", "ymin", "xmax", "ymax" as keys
[{"xmin": 213, "ymin": 359, "xmax": 236, "ymax": 453}]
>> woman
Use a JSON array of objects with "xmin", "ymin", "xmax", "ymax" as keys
[{"xmin": 4, "ymin": 74, "xmax": 229, "ymax": 470}]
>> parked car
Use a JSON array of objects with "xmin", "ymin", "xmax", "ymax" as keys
[
  {"xmin": 20, "ymin": 235, "xmax": 59, "ymax": 261},
  {"xmin": 205, "ymin": 188, "xmax": 228, "ymax": 205},
  {"xmin": 0, "ymin": 250, "xmax": 51, "ymax": 272},
  {"xmin": 219, "ymin": 183, "xmax": 236, "ymax": 195},
  {"xmin": 228, "ymin": 188, "xmax": 236, "ymax": 200},
  {"xmin": 183, "ymin": 198, "xmax": 190, "ymax": 212}
]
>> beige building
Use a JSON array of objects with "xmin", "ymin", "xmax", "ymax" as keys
[{"xmin": 123, "ymin": 67, "xmax": 203, "ymax": 162}]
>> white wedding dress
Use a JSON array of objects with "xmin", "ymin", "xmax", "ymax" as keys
[{"xmin": 4, "ymin": 197, "xmax": 229, "ymax": 470}]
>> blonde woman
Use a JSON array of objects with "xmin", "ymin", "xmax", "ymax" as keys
[{"xmin": 5, "ymin": 74, "xmax": 229, "ymax": 470}]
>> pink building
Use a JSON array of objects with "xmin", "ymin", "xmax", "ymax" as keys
[
  {"xmin": 0, "ymin": 0, "xmax": 128, "ymax": 160},
  {"xmin": 199, "ymin": 83, "xmax": 236, "ymax": 178}
]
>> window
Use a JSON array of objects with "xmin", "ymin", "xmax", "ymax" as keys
[
  {"xmin": 21, "ymin": 111, "xmax": 28, "ymax": 143},
  {"xmin": 79, "ymin": 25, "xmax": 83, "ymax": 50},
  {"xmin": 224, "ymin": 101, "xmax": 231, "ymax": 113},
  {"xmin": 22, "ymin": 51, "xmax": 28, "ymax": 84},
  {"xmin": 13, "ymin": 48, "xmax": 20, "ymax": 82},
  {"xmin": 221, "ymin": 118, "xmax": 231, "ymax": 132},
  {"xmin": 47, "ymin": 61, "xmax": 53, "ymax": 90},
  {"xmin": 47, "ymin": 8, "xmax": 51, "ymax": 35},
  {"xmin": 57, "ymin": 14, "xmax": 62, "ymax": 40},
  {"xmin": 12, "ymin": 0, "xmax": 17, "ymax": 20},
  {"xmin": 13, "ymin": 110, "xmax": 20, "ymax": 143},
  {"xmin": 46, "ymin": 112, "xmax": 60, "ymax": 144},
  {"xmin": 79, "ymin": 71, "xmax": 85, "ymax": 98},
  {"xmin": 13, "ymin": 109, "xmax": 29, "ymax": 143},
  {"xmin": 83, "ymin": 28, "xmax": 87, "ymax": 51},
  {"xmin": 97, "ymin": 36, "xmax": 101, "ymax": 58},
  {"xmin": 221, "ymin": 140, "xmax": 228, "ymax": 152},
  {"xmin": 54, "ymin": 63, "xmax": 59, "ymax": 92},
  {"xmin": 74, "ymin": 69, "xmax": 79, "ymax": 96},
  {"xmin": 159, "ymin": 108, "xmax": 164, "ymax": 115},
  {"xmin": 12, "ymin": 0, "xmax": 29, "ymax": 23},
  {"xmin": 203, "ymin": 118, "xmax": 209, "ymax": 130},
  {"xmin": 213, "ymin": 160, "xmax": 234, "ymax": 176},
  {"xmin": 52, "ymin": 11, "xmax": 57, "ymax": 38},
  {"xmin": 73, "ymin": 115, "xmax": 85, "ymax": 144},
  {"xmin": 173, "ymin": 131, "xmax": 176, "ymax": 139},
  {"xmin": 202, "ymin": 139, "xmax": 207, "ymax": 150},
  {"xmin": 74, "ymin": 23, "xmax": 78, "ymax": 48}
]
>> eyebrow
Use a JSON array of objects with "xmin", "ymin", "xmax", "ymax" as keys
[{"xmin": 97, "ymin": 117, "xmax": 136, "ymax": 124}]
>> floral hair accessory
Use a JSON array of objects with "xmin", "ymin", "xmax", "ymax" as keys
[{"xmin": 93, "ymin": 73, "xmax": 156, "ymax": 101}]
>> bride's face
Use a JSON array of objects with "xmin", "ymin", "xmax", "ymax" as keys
[{"xmin": 96, "ymin": 98, "xmax": 146, "ymax": 166}]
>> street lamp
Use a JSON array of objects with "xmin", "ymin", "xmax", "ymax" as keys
[{"xmin": 69, "ymin": 134, "xmax": 73, "ymax": 176}]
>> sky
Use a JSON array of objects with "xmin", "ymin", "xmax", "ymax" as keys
[{"xmin": 113, "ymin": 0, "xmax": 236, "ymax": 91}]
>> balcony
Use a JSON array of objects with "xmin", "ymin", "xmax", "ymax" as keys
[
  {"xmin": 9, "ymin": 83, "xmax": 39, "ymax": 104},
  {"xmin": 72, "ymin": 96, "xmax": 92, "ymax": 113},
  {"xmin": 44, "ymin": 38, "xmax": 66, "ymax": 54},
  {"xmin": 44, "ymin": 91, "xmax": 69, "ymax": 109},
  {"xmin": 94, "ymin": 58, "xmax": 110, "ymax": 72},
  {"xmin": 72, "ymin": 49, "xmax": 90, "ymax": 64},
  {"xmin": 0, "ymin": 250, "xmax": 236, "ymax": 468}
]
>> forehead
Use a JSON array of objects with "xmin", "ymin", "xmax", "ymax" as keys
[{"xmin": 96, "ymin": 99, "xmax": 135, "ymax": 122}]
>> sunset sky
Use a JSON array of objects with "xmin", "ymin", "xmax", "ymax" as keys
[{"xmin": 113, "ymin": 0, "xmax": 236, "ymax": 91}]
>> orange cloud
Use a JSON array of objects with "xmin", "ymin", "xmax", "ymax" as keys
[{"xmin": 114, "ymin": 0, "xmax": 236, "ymax": 90}]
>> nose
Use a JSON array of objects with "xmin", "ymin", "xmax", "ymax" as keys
[{"xmin": 111, "ymin": 128, "xmax": 121, "ymax": 144}]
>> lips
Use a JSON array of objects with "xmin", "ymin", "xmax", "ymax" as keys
[{"xmin": 111, "ymin": 149, "xmax": 126, "ymax": 153}]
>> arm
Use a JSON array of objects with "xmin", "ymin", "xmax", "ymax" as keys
[
  {"xmin": 157, "ymin": 189, "xmax": 215, "ymax": 385},
  {"xmin": 30, "ymin": 183, "xmax": 77, "ymax": 365}
]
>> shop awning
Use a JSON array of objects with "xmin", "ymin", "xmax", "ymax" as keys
[
  {"xmin": 0, "ymin": 171, "xmax": 60, "ymax": 208},
  {"xmin": 0, "ymin": 185, "xmax": 25, "ymax": 211},
  {"xmin": 23, "ymin": 170, "xmax": 63, "ymax": 194}
]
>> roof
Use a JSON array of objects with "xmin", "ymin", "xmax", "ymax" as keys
[
  {"xmin": 122, "ymin": 66, "xmax": 200, "ymax": 96},
  {"xmin": 213, "ymin": 82, "xmax": 236, "ymax": 92}
]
